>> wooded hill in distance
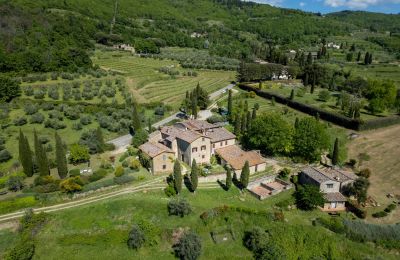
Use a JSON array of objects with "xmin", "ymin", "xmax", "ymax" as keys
[{"xmin": 0, "ymin": 0, "xmax": 399, "ymax": 74}]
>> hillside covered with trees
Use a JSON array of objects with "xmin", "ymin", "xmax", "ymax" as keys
[{"xmin": 0, "ymin": 0, "xmax": 399, "ymax": 74}]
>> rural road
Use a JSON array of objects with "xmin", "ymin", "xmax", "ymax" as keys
[
  {"xmin": 0, "ymin": 178, "xmax": 220, "ymax": 224},
  {"xmin": 107, "ymin": 83, "xmax": 235, "ymax": 148}
]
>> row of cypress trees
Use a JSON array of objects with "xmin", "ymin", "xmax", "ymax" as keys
[{"xmin": 19, "ymin": 130, "xmax": 68, "ymax": 179}]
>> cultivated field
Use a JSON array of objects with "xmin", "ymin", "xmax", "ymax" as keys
[
  {"xmin": 348, "ymin": 125, "xmax": 400, "ymax": 223},
  {"xmin": 92, "ymin": 50, "xmax": 236, "ymax": 108}
]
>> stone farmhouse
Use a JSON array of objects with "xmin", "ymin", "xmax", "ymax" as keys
[
  {"xmin": 139, "ymin": 120, "xmax": 266, "ymax": 175},
  {"xmin": 299, "ymin": 166, "xmax": 358, "ymax": 211}
]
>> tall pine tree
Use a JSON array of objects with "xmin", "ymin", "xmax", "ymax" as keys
[
  {"xmin": 34, "ymin": 130, "xmax": 49, "ymax": 176},
  {"xmin": 332, "ymin": 138, "xmax": 339, "ymax": 165},
  {"xmin": 227, "ymin": 90, "xmax": 233, "ymax": 119},
  {"xmin": 55, "ymin": 132, "xmax": 68, "ymax": 179},
  {"xmin": 190, "ymin": 159, "xmax": 198, "ymax": 193},
  {"xmin": 18, "ymin": 130, "xmax": 33, "ymax": 177},
  {"xmin": 240, "ymin": 161, "xmax": 250, "ymax": 189},
  {"xmin": 173, "ymin": 160, "xmax": 182, "ymax": 194}
]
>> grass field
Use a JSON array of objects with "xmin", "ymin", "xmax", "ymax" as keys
[
  {"xmin": 92, "ymin": 50, "xmax": 236, "ymax": 109},
  {"xmin": 0, "ymin": 187, "xmax": 397, "ymax": 259},
  {"xmin": 348, "ymin": 124, "xmax": 400, "ymax": 224}
]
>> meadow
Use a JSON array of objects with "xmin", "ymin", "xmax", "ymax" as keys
[
  {"xmin": 92, "ymin": 49, "xmax": 236, "ymax": 109},
  {"xmin": 0, "ymin": 187, "xmax": 397, "ymax": 259}
]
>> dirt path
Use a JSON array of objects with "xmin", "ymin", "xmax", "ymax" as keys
[{"xmin": 348, "ymin": 124, "xmax": 400, "ymax": 223}]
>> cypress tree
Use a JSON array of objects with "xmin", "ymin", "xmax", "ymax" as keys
[
  {"xmin": 173, "ymin": 160, "xmax": 182, "ymax": 194},
  {"xmin": 227, "ymin": 90, "xmax": 233, "ymax": 118},
  {"xmin": 234, "ymin": 115, "xmax": 241, "ymax": 136},
  {"xmin": 368, "ymin": 53, "xmax": 372, "ymax": 65},
  {"xmin": 96, "ymin": 127, "xmax": 105, "ymax": 150},
  {"xmin": 271, "ymin": 97, "xmax": 275, "ymax": 106},
  {"xmin": 246, "ymin": 111, "xmax": 252, "ymax": 130},
  {"xmin": 290, "ymin": 89, "xmax": 295, "ymax": 100},
  {"xmin": 332, "ymin": 138, "xmax": 339, "ymax": 165},
  {"xmin": 34, "ymin": 130, "xmax": 49, "ymax": 176},
  {"xmin": 191, "ymin": 93, "xmax": 198, "ymax": 119},
  {"xmin": 304, "ymin": 72, "xmax": 309, "ymax": 86},
  {"xmin": 244, "ymin": 100, "xmax": 248, "ymax": 112},
  {"xmin": 19, "ymin": 130, "xmax": 33, "ymax": 177},
  {"xmin": 240, "ymin": 161, "xmax": 250, "ymax": 189},
  {"xmin": 252, "ymin": 107, "xmax": 257, "ymax": 120},
  {"xmin": 132, "ymin": 102, "xmax": 141, "ymax": 131},
  {"xmin": 225, "ymin": 167, "xmax": 232, "ymax": 190},
  {"xmin": 357, "ymin": 51, "xmax": 361, "ymax": 62},
  {"xmin": 55, "ymin": 132, "xmax": 68, "ymax": 179},
  {"xmin": 190, "ymin": 159, "xmax": 198, "ymax": 193},
  {"xmin": 306, "ymin": 52, "xmax": 313, "ymax": 65},
  {"xmin": 364, "ymin": 52, "xmax": 369, "ymax": 65},
  {"xmin": 241, "ymin": 113, "xmax": 247, "ymax": 134}
]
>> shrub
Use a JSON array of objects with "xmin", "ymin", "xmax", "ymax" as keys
[
  {"xmin": 318, "ymin": 89, "xmax": 331, "ymax": 102},
  {"xmin": 173, "ymin": 231, "xmax": 202, "ymax": 260},
  {"xmin": 30, "ymin": 113, "xmax": 45, "ymax": 124},
  {"xmin": 129, "ymin": 159, "xmax": 141, "ymax": 171},
  {"xmin": 69, "ymin": 144, "xmax": 90, "ymax": 164},
  {"xmin": 80, "ymin": 115, "xmax": 92, "ymax": 125},
  {"xmin": 60, "ymin": 176, "xmax": 84, "ymax": 193},
  {"xmin": 113, "ymin": 175, "xmax": 135, "ymax": 185},
  {"xmin": 315, "ymin": 217, "xmax": 346, "ymax": 234},
  {"xmin": 278, "ymin": 168, "xmax": 290, "ymax": 180},
  {"xmin": 372, "ymin": 211, "xmax": 388, "ymax": 218},
  {"xmin": 114, "ymin": 166, "xmax": 125, "ymax": 177},
  {"xmin": 127, "ymin": 225, "xmax": 145, "ymax": 250},
  {"xmin": 24, "ymin": 86, "xmax": 34, "ymax": 96},
  {"xmin": 207, "ymin": 115, "xmax": 226, "ymax": 124},
  {"xmin": 358, "ymin": 168, "xmax": 371, "ymax": 178},
  {"xmin": 72, "ymin": 122, "xmax": 83, "ymax": 130},
  {"xmin": 164, "ymin": 184, "xmax": 177, "ymax": 197},
  {"xmin": 5, "ymin": 239, "xmax": 35, "ymax": 260},
  {"xmin": 14, "ymin": 117, "xmax": 27, "ymax": 126},
  {"xmin": 69, "ymin": 169, "xmax": 80, "ymax": 177},
  {"xmin": 6, "ymin": 175, "xmax": 24, "ymax": 191},
  {"xmin": 167, "ymin": 198, "xmax": 192, "ymax": 217},
  {"xmin": 33, "ymin": 89, "xmax": 46, "ymax": 99},
  {"xmin": 89, "ymin": 169, "xmax": 108, "ymax": 182},
  {"xmin": 0, "ymin": 149, "xmax": 12, "ymax": 163},
  {"xmin": 0, "ymin": 196, "xmax": 37, "ymax": 215},
  {"xmin": 44, "ymin": 119, "xmax": 66, "ymax": 129},
  {"xmin": 24, "ymin": 103, "xmax": 38, "ymax": 115}
]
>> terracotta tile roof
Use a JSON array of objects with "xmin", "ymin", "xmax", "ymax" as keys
[
  {"xmin": 324, "ymin": 192, "xmax": 347, "ymax": 202},
  {"xmin": 205, "ymin": 127, "xmax": 236, "ymax": 143},
  {"xmin": 139, "ymin": 142, "xmax": 174, "ymax": 158},
  {"xmin": 176, "ymin": 120, "xmax": 218, "ymax": 131},
  {"xmin": 301, "ymin": 166, "xmax": 357, "ymax": 184},
  {"xmin": 160, "ymin": 125, "xmax": 209, "ymax": 144},
  {"xmin": 216, "ymin": 145, "xmax": 265, "ymax": 170}
]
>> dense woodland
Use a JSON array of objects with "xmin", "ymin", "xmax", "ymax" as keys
[{"xmin": 0, "ymin": 0, "xmax": 399, "ymax": 74}]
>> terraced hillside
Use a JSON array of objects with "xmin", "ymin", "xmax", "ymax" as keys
[{"xmin": 93, "ymin": 50, "xmax": 236, "ymax": 108}]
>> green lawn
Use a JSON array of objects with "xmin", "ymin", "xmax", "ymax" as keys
[
  {"xmin": 92, "ymin": 50, "xmax": 236, "ymax": 109},
  {"xmin": 0, "ymin": 187, "xmax": 396, "ymax": 259}
]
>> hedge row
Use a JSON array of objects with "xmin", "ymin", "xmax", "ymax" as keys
[{"xmin": 239, "ymin": 83, "xmax": 400, "ymax": 131}]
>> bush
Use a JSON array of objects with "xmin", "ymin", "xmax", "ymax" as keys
[
  {"xmin": 80, "ymin": 115, "xmax": 92, "ymax": 125},
  {"xmin": 207, "ymin": 115, "xmax": 226, "ymax": 124},
  {"xmin": 114, "ymin": 166, "xmax": 125, "ymax": 177},
  {"xmin": 6, "ymin": 175, "xmax": 24, "ymax": 191},
  {"xmin": 24, "ymin": 103, "xmax": 38, "ymax": 115},
  {"xmin": 44, "ymin": 119, "xmax": 66, "ymax": 129},
  {"xmin": 318, "ymin": 89, "xmax": 331, "ymax": 102},
  {"xmin": 30, "ymin": 113, "xmax": 45, "ymax": 124},
  {"xmin": 89, "ymin": 169, "xmax": 108, "ymax": 182},
  {"xmin": 60, "ymin": 176, "xmax": 84, "ymax": 193},
  {"xmin": 127, "ymin": 225, "xmax": 145, "ymax": 250},
  {"xmin": 315, "ymin": 217, "xmax": 346, "ymax": 234},
  {"xmin": 0, "ymin": 149, "xmax": 12, "ymax": 163},
  {"xmin": 358, "ymin": 168, "xmax": 371, "ymax": 178},
  {"xmin": 372, "ymin": 211, "xmax": 388, "ymax": 218},
  {"xmin": 113, "ymin": 175, "xmax": 135, "ymax": 185},
  {"xmin": 167, "ymin": 198, "xmax": 192, "ymax": 217},
  {"xmin": 164, "ymin": 184, "xmax": 177, "ymax": 197},
  {"xmin": 278, "ymin": 168, "xmax": 290, "ymax": 180},
  {"xmin": 69, "ymin": 144, "xmax": 90, "ymax": 164},
  {"xmin": 129, "ymin": 159, "xmax": 141, "ymax": 171},
  {"xmin": 14, "ymin": 117, "xmax": 27, "ymax": 126},
  {"xmin": 5, "ymin": 239, "xmax": 35, "ymax": 260},
  {"xmin": 173, "ymin": 231, "xmax": 202, "ymax": 260},
  {"xmin": 69, "ymin": 169, "xmax": 80, "ymax": 177}
]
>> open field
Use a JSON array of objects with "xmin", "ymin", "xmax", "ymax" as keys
[
  {"xmin": 92, "ymin": 50, "xmax": 236, "ymax": 109},
  {"xmin": 348, "ymin": 124, "xmax": 400, "ymax": 223},
  {"xmin": 0, "ymin": 187, "xmax": 396, "ymax": 259}
]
